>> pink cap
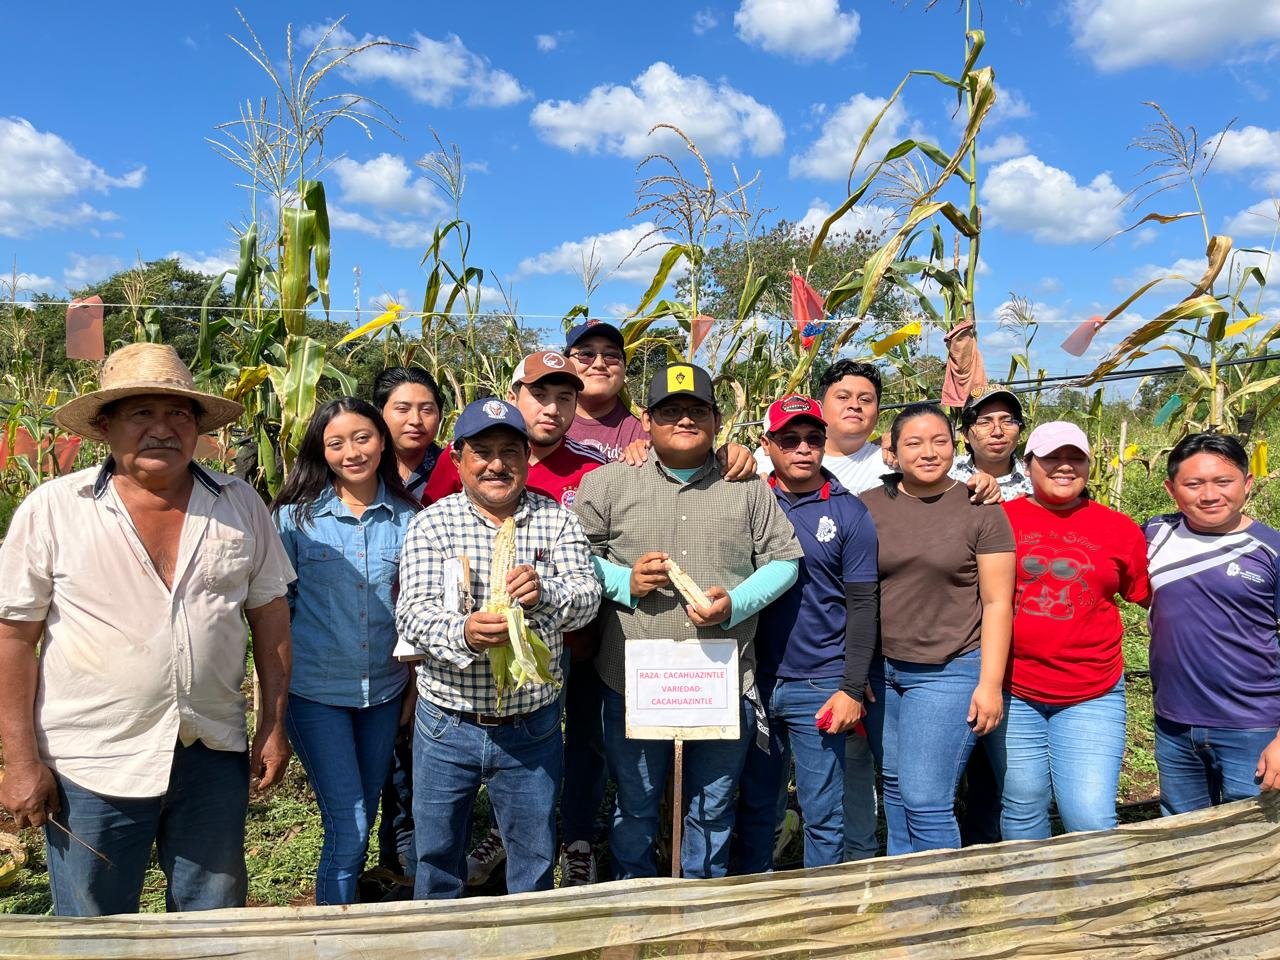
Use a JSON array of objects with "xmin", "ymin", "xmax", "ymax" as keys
[
  {"xmin": 764, "ymin": 394, "xmax": 826, "ymax": 433},
  {"xmin": 1024, "ymin": 421, "xmax": 1090, "ymax": 458}
]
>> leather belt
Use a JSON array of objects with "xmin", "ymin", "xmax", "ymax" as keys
[{"xmin": 451, "ymin": 709, "xmax": 521, "ymax": 727}]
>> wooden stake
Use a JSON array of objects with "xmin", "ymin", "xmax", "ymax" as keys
[{"xmin": 671, "ymin": 739, "xmax": 684, "ymax": 879}]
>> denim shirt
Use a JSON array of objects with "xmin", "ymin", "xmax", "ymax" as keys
[{"xmin": 276, "ymin": 482, "xmax": 417, "ymax": 707}]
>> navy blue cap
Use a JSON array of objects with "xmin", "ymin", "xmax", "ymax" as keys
[
  {"xmin": 453, "ymin": 397, "xmax": 528, "ymax": 443},
  {"xmin": 565, "ymin": 319, "xmax": 624, "ymax": 351}
]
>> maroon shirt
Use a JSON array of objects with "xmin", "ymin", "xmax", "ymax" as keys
[{"xmin": 566, "ymin": 400, "xmax": 648, "ymax": 462}]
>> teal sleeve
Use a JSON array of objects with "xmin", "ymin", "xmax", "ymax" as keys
[
  {"xmin": 591, "ymin": 555, "xmax": 636, "ymax": 608},
  {"xmin": 724, "ymin": 558, "xmax": 800, "ymax": 629}
]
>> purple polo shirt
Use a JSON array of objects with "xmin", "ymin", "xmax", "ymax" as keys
[
  {"xmin": 1145, "ymin": 512, "xmax": 1280, "ymax": 729},
  {"xmin": 756, "ymin": 471, "xmax": 879, "ymax": 681}
]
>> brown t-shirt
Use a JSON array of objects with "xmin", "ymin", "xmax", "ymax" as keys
[{"xmin": 861, "ymin": 481, "xmax": 1014, "ymax": 664}]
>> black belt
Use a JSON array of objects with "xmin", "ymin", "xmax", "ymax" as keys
[{"xmin": 450, "ymin": 709, "xmax": 522, "ymax": 727}]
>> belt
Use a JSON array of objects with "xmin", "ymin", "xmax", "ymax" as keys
[{"xmin": 450, "ymin": 709, "xmax": 522, "ymax": 727}]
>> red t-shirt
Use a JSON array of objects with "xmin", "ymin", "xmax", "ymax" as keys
[
  {"xmin": 422, "ymin": 437, "xmax": 608, "ymax": 508},
  {"xmin": 1003, "ymin": 497, "xmax": 1151, "ymax": 705}
]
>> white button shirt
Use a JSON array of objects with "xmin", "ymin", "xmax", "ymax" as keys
[{"xmin": 0, "ymin": 461, "xmax": 294, "ymax": 797}]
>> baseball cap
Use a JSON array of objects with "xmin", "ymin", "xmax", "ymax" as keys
[
  {"xmin": 960, "ymin": 388, "xmax": 1024, "ymax": 428},
  {"xmin": 1024, "ymin": 421, "xmax": 1090, "ymax": 458},
  {"xmin": 511, "ymin": 351, "xmax": 584, "ymax": 391},
  {"xmin": 565, "ymin": 319, "xmax": 624, "ymax": 351},
  {"xmin": 764, "ymin": 394, "xmax": 826, "ymax": 433},
  {"xmin": 645, "ymin": 362, "xmax": 716, "ymax": 410},
  {"xmin": 453, "ymin": 397, "xmax": 528, "ymax": 443}
]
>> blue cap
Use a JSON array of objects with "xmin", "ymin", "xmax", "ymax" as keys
[
  {"xmin": 452, "ymin": 397, "xmax": 528, "ymax": 443},
  {"xmin": 565, "ymin": 319, "xmax": 624, "ymax": 351}
]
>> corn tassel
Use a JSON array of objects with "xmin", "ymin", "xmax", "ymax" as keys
[
  {"xmin": 665, "ymin": 558, "xmax": 712, "ymax": 611},
  {"xmin": 484, "ymin": 518, "xmax": 558, "ymax": 709}
]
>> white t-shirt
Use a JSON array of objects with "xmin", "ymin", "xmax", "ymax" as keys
[{"xmin": 753, "ymin": 440, "xmax": 889, "ymax": 494}]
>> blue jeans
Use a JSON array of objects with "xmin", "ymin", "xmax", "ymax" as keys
[
  {"xmin": 863, "ymin": 650, "xmax": 981, "ymax": 854},
  {"xmin": 843, "ymin": 725, "xmax": 879, "ymax": 860},
  {"xmin": 1154, "ymin": 716, "xmax": 1276, "ymax": 816},
  {"xmin": 738, "ymin": 677, "xmax": 847, "ymax": 871},
  {"xmin": 377, "ymin": 733, "xmax": 416, "ymax": 878},
  {"xmin": 412, "ymin": 697, "xmax": 563, "ymax": 898},
  {"xmin": 985, "ymin": 679, "xmax": 1126, "ymax": 839},
  {"xmin": 286, "ymin": 693, "xmax": 402, "ymax": 905},
  {"xmin": 602, "ymin": 685, "xmax": 751, "ymax": 879},
  {"xmin": 44, "ymin": 741, "xmax": 248, "ymax": 916},
  {"xmin": 560, "ymin": 652, "xmax": 608, "ymax": 845}
]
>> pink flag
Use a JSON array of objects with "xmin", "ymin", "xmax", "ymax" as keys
[
  {"xmin": 1061, "ymin": 315, "xmax": 1105, "ymax": 357},
  {"xmin": 690, "ymin": 314, "xmax": 715, "ymax": 356},
  {"xmin": 941, "ymin": 319, "xmax": 988, "ymax": 408},
  {"xmin": 790, "ymin": 273, "xmax": 826, "ymax": 350},
  {"xmin": 66, "ymin": 295, "xmax": 105, "ymax": 360}
]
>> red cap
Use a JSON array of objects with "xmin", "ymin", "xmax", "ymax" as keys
[
  {"xmin": 764, "ymin": 394, "xmax": 826, "ymax": 434},
  {"xmin": 511, "ymin": 351, "xmax": 584, "ymax": 391}
]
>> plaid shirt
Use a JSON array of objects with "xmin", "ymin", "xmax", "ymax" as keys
[{"xmin": 396, "ymin": 488, "xmax": 600, "ymax": 715}]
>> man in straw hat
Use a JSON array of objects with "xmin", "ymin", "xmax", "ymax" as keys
[{"xmin": 0, "ymin": 342, "xmax": 295, "ymax": 916}]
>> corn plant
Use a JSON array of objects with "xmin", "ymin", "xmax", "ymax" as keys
[{"xmin": 1081, "ymin": 104, "xmax": 1279, "ymax": 455}]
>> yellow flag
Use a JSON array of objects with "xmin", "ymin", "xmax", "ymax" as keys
[
  {"xmin": 1225, "ymin": 314, "xmax": 1263, "ymax": 338},
  {"xmin": 1251, "ymin": 440, "xmax": 1269, "ymax": 477},
  {"xmin": 336, "ymin": 302, "xmax": 404, "ymax": 346},
  {"xmin": 872, "ymin": 321, "xmax": 921, "ymax": 357}
]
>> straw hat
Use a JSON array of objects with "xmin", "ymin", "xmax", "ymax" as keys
[{"xmin": 54, "ymin": 343, "xmax": 245, "ymax": 441}]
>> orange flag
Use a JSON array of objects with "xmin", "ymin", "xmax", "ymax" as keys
[
  {"xmin": 66, "ymin": 295, "xmax": 105, "ymax": 360},
  {"xmin": 790, "ymin": 273, "xmax": 826, "ymax": 349},
  {"xmin": 1061, "ymin": 315, "xmax": 1104, "ymax": 357},
  {"xmin": 941, "ymin": 319, "xmax": 988, "ymax": 407},
  {"xmin": 689, "ymin": 314, "xmax": 715, "ymax": 356}
]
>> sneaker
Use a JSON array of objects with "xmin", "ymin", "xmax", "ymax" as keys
[
  {"xmin": 559, "ymin": 840, "xmax": 598, "ymax": 887},
  {"xmin": 465, "ymin": 827, "xmax": 507, "ymax": 887},
  {"xmin": 772, "ymin": 809, "xmax": 801, "ymax": 865}
]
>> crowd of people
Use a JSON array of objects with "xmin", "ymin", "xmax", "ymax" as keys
[{"xmin": 0, "ymin": 320, "xmax": 1277, "ymax": 918}]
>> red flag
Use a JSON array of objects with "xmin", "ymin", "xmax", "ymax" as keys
[
  {"xmin": 66, "ymin": 295, "xmax": 105, "ymax": 360},
  {"xmin": 690, "ymin": 314, "xmax": 715, "ymax": 356},
  {"xmin": 790, "ymin": 273, "xmax": 826, "ymax": 350},
  {"xmin": 1061, "ymin": 315, "xmax": 1105, "ymax": 357}
]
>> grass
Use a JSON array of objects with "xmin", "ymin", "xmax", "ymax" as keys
[{"xmin": 2, "ymin": 422, "xmax": 1278, "ymax": 912}]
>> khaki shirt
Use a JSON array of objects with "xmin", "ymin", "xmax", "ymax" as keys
[
  {"xmin": 0, "ymin": 461, "xmax": 294, "ymax": 797},
  {"xmin": 574, "ymin": 453, "xmax": 803, "ymax": 696}
]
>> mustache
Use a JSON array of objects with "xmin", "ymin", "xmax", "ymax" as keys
[
  {"xmin": 140, "ymin": 439, "xmax": 182, "ymax": 451},
  {"xmin": 479, "ymin": 472, "xmax": 513, "ymax": 483}
]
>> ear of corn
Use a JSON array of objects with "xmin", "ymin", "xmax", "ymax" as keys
[
  {"xmin": 665, "ymin": 558, "xmax": 712, "ymax": 611},
  {"xmin": 483, "ymin": 517, "xmax": 559, "ymax": 709}
]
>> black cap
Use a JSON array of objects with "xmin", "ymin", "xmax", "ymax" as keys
[
  {"xmin": 960, "ymin": 388, "xmax": 1024, "ymax": 428},
  {"xmin": 565, "ymin": 319, "xmax": 624, "ymax": 351},
  {"xmin": 645, "ymin": 363, "xmax": 716, "ymax": 410}
]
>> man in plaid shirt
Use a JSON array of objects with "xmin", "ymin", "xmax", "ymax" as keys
[{"xmin": 395, "ymin": 397, "xmax": 600, "ymax": 899}]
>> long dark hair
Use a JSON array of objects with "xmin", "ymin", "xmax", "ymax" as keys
[
  {"xmin": 271, "ymin": 397, "xmax": 417, "ymax": 527},
  {"xmin": 880, "ymin": 402, "xmax": 952, "ymax": 499}
]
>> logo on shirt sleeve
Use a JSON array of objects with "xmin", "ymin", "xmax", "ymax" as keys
[{"xmin": 816, "ymin": 516, "xmax": 837, "ymax": 543}]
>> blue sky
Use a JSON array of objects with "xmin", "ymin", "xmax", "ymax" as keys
[{"xmin": 5, "ymin": 0, "xmax": 1280, "ymax": 382}]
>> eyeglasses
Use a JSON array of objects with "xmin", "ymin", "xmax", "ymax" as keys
[
  {"xmin": 652, "ymin": 403, "xmax": 714, "ymax": 424},
  {"xmin": 568, "ymin": 348, "xmax": 625, "ymax": 366},
  {"xmin": 970, "ymin": 415, "xmax": 1023, "ymax": 434},
  {"xmin": 769, "ymin": 432, "xmax": 826, "ymax": 451}
]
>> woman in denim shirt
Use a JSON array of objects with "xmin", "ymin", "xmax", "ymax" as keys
[{"xmin": 273, "ymin": 397, "xmax": 419, "ymax": 904}]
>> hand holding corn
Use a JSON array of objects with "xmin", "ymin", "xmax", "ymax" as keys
[
  {"xmin": 630, "ymin": 551, "xmax": 671, "ymax": 598},
  {"xmin": 482, "ymin": 518, "xmax": 559, "ymax": 709},
  {"xmin": 687, "ymin": 585, "xmax": 732, "ymax": 627}
]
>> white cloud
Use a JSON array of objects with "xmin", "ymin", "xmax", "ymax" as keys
[
  {"xmin": 535, "ymin": 34, "xmax": 557, "ymax": 52},
  {"xmin": 304, "ymin": 23, "xmax": 531, "ymax": 108},
  {"xmin": 980, "ymin": 155, "xmax": 1125, "ymax": 244},
  {"xmin": 329, "ymin": 154, "xmax": 443, "ymax": 215},
  {"xmin": 167, "ymin": 249, "xmax": 238, "ymax": 277},
  {"xmin": 1069, "ymin": 0, "xmax": 1280, "ymax": 72},
  {"xmin": 1224, "ymin": 198, "xmax": 1280, "ymax": 239},
  {"xmin": 603, "ymin": 302, "xmax": 632, "ymax": 317},
  {"xmin": 1204, "ymin": 125, "xmax": 1280, "ymax": 190},
  {"xmin": 328, "ymin": 205, "xmax": 435, "ymax": 249},
  {"xmin": 793, "ymin": 200, "xmax": 895, "ymax": 238},
  {"xmin": 11, "ymin": 271, "xmax": 58, "ymax": 296},
  {"xmin": 990, "ymin": 87, "xmax": 1033, "ymax": 125},
  {"xmin": 530, "ymin": 62, "xmax": 784, "ymax": 158},
  {"xmin": 977, "ymin": 134, "xmax": 1028, "ymax": 163},
  {"xmin": 789, "ymin": 93, "xmax": 921, "ymax": 180},
  {"xmin": 1037, "ymin": 276, "xmax": 1063, "ymax": 294},
  {"xmin": 1132, "ymin": 227, "xmax": 1159, "ymax": 248},
  {"xmin": 734, "ymin": 0, "xmax": 860, "ymax": 61},
  {"xmin": 63, "ymin": 253, "xmax": 124, "ymax": 290},
  {"xmin": 692, "ymin": 8, "xmax": 719, "ymax": 35},
  {"xmin": 515, "ymin": 223, "xmax": 669, "ymax": 283},
  {"xmin": 0, "ymin": 117, "xmax": 145, "ymax": 238}
]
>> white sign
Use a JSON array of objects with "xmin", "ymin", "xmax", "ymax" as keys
[{"xmin": 625, "ymin": 638, "xmax": 740, "ymax": 740}]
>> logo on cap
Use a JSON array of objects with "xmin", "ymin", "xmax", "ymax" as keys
[
  {"xmin": 667, "ymin": 365, "xmax": 693, "ymax": 392},
  {"xmin": 780, "ymin": 396, "xmax": 811, "ymax": 413},
  {"xmin": 541, "ymin": 352, "xmax": 566, "ymax": 368},
  {"xmin": 483, "ymin": 400, "xmax": 506, "ymax": 419}
]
